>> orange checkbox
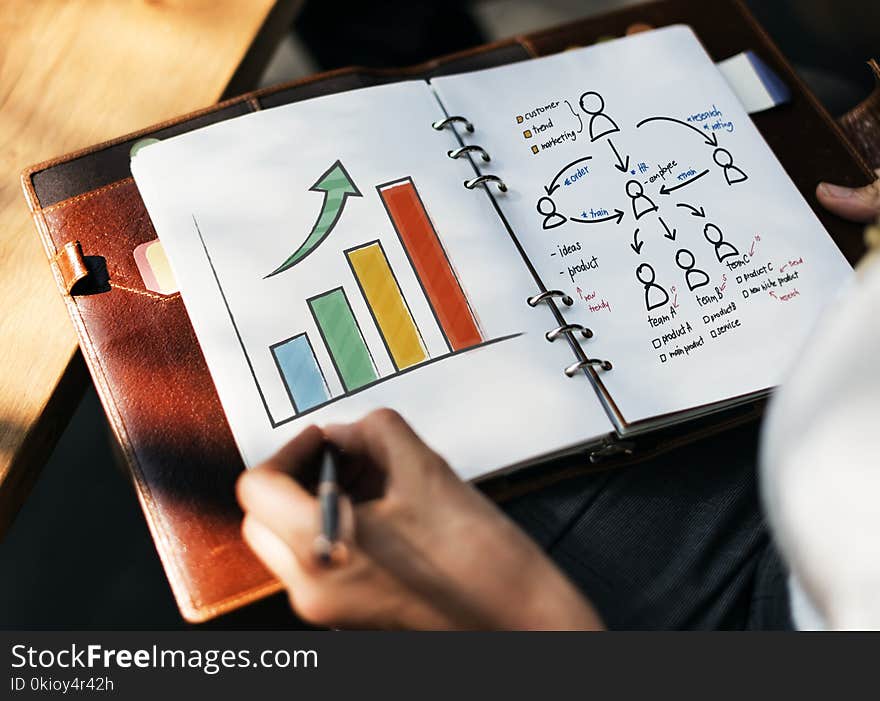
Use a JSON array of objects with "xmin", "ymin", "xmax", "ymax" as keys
[
  {"xmin": 523, "ymin": 129, "xmax": 532, "ymax": 138},
  {"xmin": 516, "ymin": 115, "xmax": 524, "ymax": 123},
  {"xmin": 531, "ymin": 145, "xmax": 539, "ymax": 154}
]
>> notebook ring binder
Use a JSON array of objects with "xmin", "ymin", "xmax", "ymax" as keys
[
  {"xmin": 464, "ymin": 175, "xmax": 507, "ymax": 192},
  {"xmin": 527, "ymin": 290, "xmax": 574, "ymax": 307},
  {"xmin": 546, "ymin": 324, "xmax": 593, "ymax": 341},
  {"xmin": 448, "ymin": 145, "xmax": 491, "ymax": 162},
  {"xmin": 564, "ymin": 358, "xmax": 612, "ymax": 376},
  {"xmin": 432, "ymin": 115, "xmax": 475, "ymax": 133}
]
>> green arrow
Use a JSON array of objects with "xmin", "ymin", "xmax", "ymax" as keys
[{"xmin": 265, "ymin": 160, "xmax": 362, "ymax": 278}]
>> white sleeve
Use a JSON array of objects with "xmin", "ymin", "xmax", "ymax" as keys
[{"xmin": 760, "ymin": 250, "xmax": 880, "ymax": 630}]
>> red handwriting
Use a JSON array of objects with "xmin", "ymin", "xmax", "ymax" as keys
[
  {"xmin": 579, "ymin": 288, "xmax": 610, "ymax": 312},
  {"xmin": 770, "ymin": 289, "xmax": 799, "ymax": 302},
  {"xmin": 779, "ymin": 256, "xmax": 804, "ymax": 273},
  {"xmin": 748, "ymin": 234, "xmax": 762, "ymax": 257},
  {"xmin": 719, "ymin": 273, "xmax": 727, "ymax": 292}
]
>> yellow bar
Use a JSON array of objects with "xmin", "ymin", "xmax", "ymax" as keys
[{"xmin": 347, "ymin": 242, "xmax": 427, "ymax": 370}]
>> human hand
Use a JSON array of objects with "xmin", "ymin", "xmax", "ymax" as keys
[
  {"xmin": 237, "ymin": 409, "xmax": 603, "ymax": 630},
  {"xmin": 817, "ymin": 172, "xmax": 880, "ymax": 223}
]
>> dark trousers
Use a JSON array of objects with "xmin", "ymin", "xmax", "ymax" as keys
[{"xmin": 503, "ymin": 421, "xmax": 793, "ymax": 630}]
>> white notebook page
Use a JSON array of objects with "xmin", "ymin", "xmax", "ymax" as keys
[
  {"xmin": 432, "ymin": 26, "xmax": 852, "ymax": 426},
  {"xmin": 132, "ymin": 81, "xmax": 613, "ymax": 480}
]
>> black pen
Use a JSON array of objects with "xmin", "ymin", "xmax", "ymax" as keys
[{"xmin": 315, "ymin": 443, "xmax": 340, "ymax": 564}]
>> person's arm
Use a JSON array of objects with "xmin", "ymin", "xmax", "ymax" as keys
[
  {"xmin": 237, "ymin": 409, "xmax": 604, "ymax": 630},
  {"xmin": 238, "ymin": 174, "xmax": 879, "ymax": 631}
]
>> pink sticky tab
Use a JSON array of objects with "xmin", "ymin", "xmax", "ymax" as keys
[{"xmin": 133, "ymin": 239, "xmax": 178, "ymax": 295}]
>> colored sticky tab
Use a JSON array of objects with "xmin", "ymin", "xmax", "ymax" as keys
[
  {"xmin": 716, "ymin": 51, "xmax": 791, "ymax": 114},
  {"xmin": 133, "ymin": 239, "xmax": 178, "ymax": 295}
]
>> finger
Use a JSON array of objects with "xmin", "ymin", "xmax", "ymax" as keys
[
  {"xmin": 237, "ymin": 467, "xmax": 323, "ymax": 570},
  {"xmin": 324, "ymin": 408, "xmax": 443, "ymax": 474},
  {"xmin": 626, "ymin": 23, "xmax": 653, "ymax": 35},
  {"xmin": 241, "ymin": 515, "xmax": 307, "ymax": 592},
  {"xmin": 816, "ymin": 180, "xmax": 880, "ymax": 223}
]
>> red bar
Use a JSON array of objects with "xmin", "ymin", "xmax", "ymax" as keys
[{"xmin": 379, "ymin": 178, "xmax": 482, "ymax": 351}]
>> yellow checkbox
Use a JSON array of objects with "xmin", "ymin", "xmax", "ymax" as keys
[
  {"xmin": 531, "ymin": 145, "xmax": 539, "ymax": 154},
  {"xmin": 516, "ymin": 115, "xmax": 524, "ymax": 124},
  {"xmin": 523, "ymin": 129, "xmax": 532, "ymax": 138}
]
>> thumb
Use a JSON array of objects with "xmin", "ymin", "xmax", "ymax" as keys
[{"xmin": 816, "ymin": 175, "xmax": 880, "ymax": 223}]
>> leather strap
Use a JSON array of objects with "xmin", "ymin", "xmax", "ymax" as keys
[{"xmin": 52, "ymin": 240, "xmax": 89, "ymax": 294}]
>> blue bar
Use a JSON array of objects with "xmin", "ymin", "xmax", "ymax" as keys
[{"xmin": 271, "ymin": 334, "xmax": 329, "ymax": 413}]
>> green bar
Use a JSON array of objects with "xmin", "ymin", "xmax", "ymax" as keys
[{"xmin": 309, "ymin": 288, "xmax": 377, "ymax": 392}]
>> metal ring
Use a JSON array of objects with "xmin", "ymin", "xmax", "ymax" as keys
[
  {"xmin": 448, "ymin": 145, "xmax": 491, "ymax": 162},
  {"xmin": 527, "ymin": 290, "xmax": 573, "ymax": 307},
  {"xmin": 546, "ymin": 324, "xmax": 593, "ymax": 342},
  {"xmin": 564, "ymin": 358, "xmax": 612, "ymax": 376},
  {"xmin": 432, "ymin": 116, "xmax": 475, "ymax": 133},
  {"xmin": 464, "ymin": 175, "xmax": 507, "ymax": 192}
]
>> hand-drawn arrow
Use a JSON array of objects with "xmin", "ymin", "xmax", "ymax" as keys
[
  {"xmin": 676, "ymin": 202, "xmax": 706, "ymax": 217},
  {"xmin": 658, "ymin": 216, "xmax": 676, "ymax": 241},
  {"xmin": 631, "ymin": 228, "xmax": 643, "ymax": 254},
  {"xmin": 544, "ymin": 156, "xmax": 593, "ymax": 195},
  {"xmin": 636, "ymin": 116, "xmax": 719, "ymax": 147},
  {"xmin": 608, "ymin": 139, "xmax": 630, "ymax": 173},
  {"xmin": 266, "ymin": 160, "xmax": 362, "ymax": 278},
  {"xmin": 569, "ymin": 209, "xmax": 625, "ymax": 225},
  {"xmin": 659, "ymin": 169, "xmax": 709, "ymax": 195}
]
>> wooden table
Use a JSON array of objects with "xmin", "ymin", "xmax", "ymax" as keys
[{"xmin": 0, "ymin": 0, "xmax": 300, "ymax": 536}]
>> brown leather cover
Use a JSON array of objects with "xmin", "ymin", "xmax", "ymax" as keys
[{"xmin": 20, "ymin": 0, "xmax": 875, "ymax": 622}]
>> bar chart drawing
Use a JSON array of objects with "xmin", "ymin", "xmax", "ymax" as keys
[
  {"xmin": 377, "ymin": 177, "xmax": 483, "ymax": 352},
  {"xmin": 346, "ymin": 240, "xmax": 427, "ymax": 372},
  {"xmin": 270, "ymin": 333, "xmax": 330, "ymax": 413},
  {"xmin": 192, "ymin": 164, "xmax": 521, "ymax": 429},
  {"xmin": 307, "ymin": 287, "xmax": 378, "ymax": 392}
]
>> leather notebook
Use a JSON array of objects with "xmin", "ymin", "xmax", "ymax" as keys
[{"xmin": 21, "ymin": 0, "xmax": 874, "ymax": 622}]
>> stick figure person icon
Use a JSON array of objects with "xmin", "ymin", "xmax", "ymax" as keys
[
  {"xmin": 625, "ymin": 179, "xmax": 658, "ymax": 220},
  {"xmin": 712, "ymin": 147, "xmax": 748, "ymax": 185},
  {"xmin": 703, "ymin": 223, "xmax": 740, "ymax": 262},
  {"xmin": 636, "ymin": 262, "xmax": 670, "ymax": 311},
  {"xmin": 675, "ymin": 249, "xmax": 710, "ymax": 291},
  {"xmin": 536, "ymin": 196, "xmax": 566, "ymax": 229},
  {"xmin": 579, "ymin": 91, "xmax": 620, "ymax": 142}
]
